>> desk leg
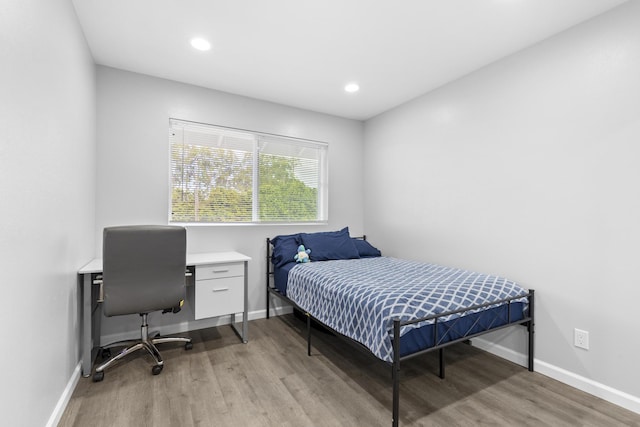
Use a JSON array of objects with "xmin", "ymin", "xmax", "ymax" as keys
[
  {"xmin": 229, "ymin": 261, "xmax": 249, "ymax": 343},
  {"xmin": 242, "ymin": 260, "xmax": 248, "ymax": 342},
  {"xmin": 81, "ymin": 273, "xmax": 92, "ymax": 377},
  {"xmin": 80, "ymin": 273, "xmax": 102, "ymax": 377}
]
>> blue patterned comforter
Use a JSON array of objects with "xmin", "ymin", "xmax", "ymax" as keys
[{"xmin": 286, "ymin": 257, "xmax": 528, "ymax": 362}]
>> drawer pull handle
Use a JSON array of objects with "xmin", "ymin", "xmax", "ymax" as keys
[
  {"xmin": 212, "ymin": 269, "xmax": 229, "ymax": 273},
  {"xmin": 212, "ymin": 287, "xmax": 229, "ymax": 292}
]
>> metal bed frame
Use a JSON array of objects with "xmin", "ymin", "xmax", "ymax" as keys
[{"xmin": 265, "ymin": 237, "xmax": 535, "ymax": 427}]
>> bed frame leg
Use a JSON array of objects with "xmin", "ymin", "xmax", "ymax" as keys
[
  {"xmin": 306, "ymin": 312, "xmax": 312, "ymax": 356},
  {"xmin": 266, "ymin": 290, "xmax": 270, "ymax": 320},
  {"xmin": 527, "ymin": 289, "xmax": 535, "ymax": 372},
  {"xmin": 439, "ymin": 348, "xmax": 445, "ymax": 379},
  {"xmin": 266, "ymin": 238, "xmax": 271, "ymax": 320},
  {"xmin": 392, "ymin": 320, "xmax": 400, "ymax": 427}
]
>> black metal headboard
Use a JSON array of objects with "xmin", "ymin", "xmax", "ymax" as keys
[{"xmin": 265, "ymin": 235, "xmax": 367, "ymax": 318}]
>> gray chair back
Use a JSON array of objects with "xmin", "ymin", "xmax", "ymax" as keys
[{"xmin": 102, "ymin": 225, "xmax": 187, "ymax": 317}]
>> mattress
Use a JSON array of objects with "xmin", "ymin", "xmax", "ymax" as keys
[
  {"xmin": 276, "ymin": 257, "xmax": 528, "ymax": 362},
  {"xmin": 274, "ymin": 262, "xmax": 297, "ymax": 295}
]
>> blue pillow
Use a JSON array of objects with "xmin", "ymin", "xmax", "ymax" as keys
[
  {"xmin": 271, "ymin": 233, "xmax": 301, "ymax": 268},
  {"xmin": 352, "ymin": 238, "xmax": 382, "ymax": 258},
  {"xmin": 300, "ymin": 227, "xmax": 360, "ymax": 261}
]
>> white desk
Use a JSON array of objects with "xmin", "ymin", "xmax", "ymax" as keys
[{"xmin": 78, "ymin": 251, "xmax": 251, "ymax": 377}]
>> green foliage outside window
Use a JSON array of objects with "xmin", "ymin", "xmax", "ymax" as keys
[
  {"xmin": 258, "ymin": 154, "xmax": 318, "ymax": 222},
  {"xmin": 171, "ymin": 144, "xmax": 253, "ymax": 222},
  {"xmin": 170, "ymin": 124, "xmax": 324, "ymax": 223}
]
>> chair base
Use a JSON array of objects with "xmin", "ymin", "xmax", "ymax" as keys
[{"xmin": 93, "ymin": 313, "xmax": 192, "ymax": 382}]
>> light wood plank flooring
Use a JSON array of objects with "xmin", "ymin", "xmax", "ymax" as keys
[{"xmin": 59, "ymin": 314, "xmax": 640, "ymax": 426}]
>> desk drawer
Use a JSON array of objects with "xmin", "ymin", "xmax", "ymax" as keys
[
  {"xmin": 195, "ymin": 276, "xmax": 244, "ymax": 319},
  {"xmin": 196, "ymin": 262, "xmax": 243, "ymax": 280}
]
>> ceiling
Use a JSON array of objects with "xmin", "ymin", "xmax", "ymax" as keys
[{"xmin": 72, "ymin": 0, "xmax": 626, "ymax": 121}]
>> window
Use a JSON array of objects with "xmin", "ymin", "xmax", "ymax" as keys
[{"xmin": 169, "ymin": 119, "xmax": 328, "ymax": 224}]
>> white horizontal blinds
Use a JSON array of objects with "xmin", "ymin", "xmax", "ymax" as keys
[
  {"xmin": 258, "ymin": 135, "xmax": 327, "ymax": 222},
  {"xmin": 170, "ymin": 120, "xmax": 254, "ymax": 223}
]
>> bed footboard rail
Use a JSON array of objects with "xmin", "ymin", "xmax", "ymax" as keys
[
  {"xmin": 401, "ymin": 291, "xmax": 533, "ymax": 347},
  {"xmin": 391, "ymin": 288, "xmax": 534, "ymax": 427}
]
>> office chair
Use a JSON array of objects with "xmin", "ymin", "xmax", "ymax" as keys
[{"xmin": 93, "ymin": 225, "xmax": 193, "ymax": 382}]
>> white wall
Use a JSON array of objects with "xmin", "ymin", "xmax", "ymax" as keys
[
  {"xmin": 364, "ymin": 1, "xmax": 640, "ymax": 410},
  {"xmin": 5, "ymin": 0, "xmax": 635, "ymax": 423},
  {"xmin": 0, "ymin": 1, "xmax": 96, "ymax": 426},
  {"xmin": 95, "ymin": 66, "xmax": 364, "ymax": 338}
]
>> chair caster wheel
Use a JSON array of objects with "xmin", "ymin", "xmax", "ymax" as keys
[
  {"xmin": 93, "ymin": 371, "xmax": 104, "ymax": 382},
  {"xmin": 100, "ymin": 348, "xmax": 111, "ymax": 360},
  {"xmin": 185, "ymin": 342, "xmax": 193, "ymax": 350},
  {"xmin": 152, "ymin": 364, "xmax": 163, "ymax": 375}
]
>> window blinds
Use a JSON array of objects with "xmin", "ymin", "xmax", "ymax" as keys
[{"xmin": 169, "ymin": 119, "xmax": 327, "ymax": 223}]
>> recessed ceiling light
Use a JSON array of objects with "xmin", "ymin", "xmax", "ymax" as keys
[
  {"xmin": 190, "ymin": 38, "xmax": 211, "ymax": 51},
  {"xmin": 344, "ymin": 83, "xmax": 360, "ymax": 93}
]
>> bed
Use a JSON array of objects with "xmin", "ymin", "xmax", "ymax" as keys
[{"xmin": 265, "ymin": 228, "xmax": 534, "ymax": 427}]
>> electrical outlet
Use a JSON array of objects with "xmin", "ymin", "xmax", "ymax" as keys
[{"xmin": 574, "ymin": 328, "xmax": 589, "ymax": 350}]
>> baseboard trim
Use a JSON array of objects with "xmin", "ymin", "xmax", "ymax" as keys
[
  {"xmin": 46, "ymin": 363, "xmax": 81, "ymax": 427},
  {"xmin": 472, "ymin": 337, "xmax": 640, "ymax": 415},
  {"xmin": 99, "ymin": 305, "xmax": 294, "ymax": 348},
  {"xmin": 254, "ymin": 304, "xmax": 294, "ymax": 319}
]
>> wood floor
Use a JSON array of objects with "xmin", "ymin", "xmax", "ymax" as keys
[{"xmin": 59, "ymin": 314, "xmax": 640, "ymax": 427}]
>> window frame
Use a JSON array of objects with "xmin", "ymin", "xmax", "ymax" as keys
[{"xmin": 168, "ymin": 118, "xmax": 329, "ymax": 225}]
